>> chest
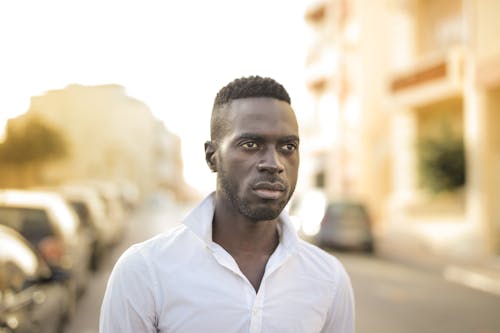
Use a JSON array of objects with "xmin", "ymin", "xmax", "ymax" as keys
[
  {"xmin": 232, "ymin": 252, "xmax": 271, "ymax": 292},
  {"xmin": 154, "ymin": 262, "xmax": 333, "ymax": 333}
]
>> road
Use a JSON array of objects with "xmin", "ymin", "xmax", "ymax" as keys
[
  {"xmin": 64, "ymin": 193, "xmax": 500, "ymax": 333},
  {"xmin": 340, "ymin": 252, "xmax": 500, "ymax": 333}
]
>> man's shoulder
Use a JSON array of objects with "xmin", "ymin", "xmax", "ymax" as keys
[{"xmin": 293, "ymin": 239, "xmax": 349, "ymax": 283}]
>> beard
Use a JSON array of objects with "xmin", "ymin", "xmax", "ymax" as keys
[{"xmin": 217, "ymin": 167, "xmax": 294, "ymax": 222}]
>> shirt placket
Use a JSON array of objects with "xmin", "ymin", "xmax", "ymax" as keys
[
  {"xmin": 209, "ymin": 244, "xmax": 262, "ymax": 332},
  {"xmin": 250, "ymin": 244, "xmax": 293, "ymax": 333},
  {"xmin": 208, "ymin": 241, "xmax": 294, "ymax": 333},
  {"xmin": 249, "ymin": 280, "xmax": 265, "ymax": 333}
]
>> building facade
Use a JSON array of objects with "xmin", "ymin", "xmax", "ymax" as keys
[
  {"xmin": 0, "ymin": 84, "xmax": 187, "ymax": 198},
  {"xmin": 304, "ymin": 0, "xmax": 500, "ymax": 260}
]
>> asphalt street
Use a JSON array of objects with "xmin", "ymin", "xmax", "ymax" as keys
[
  {"xmin": 340, "ymin": 252, "xmax": 500, "ymax": 333},
  {"xmin": 64, "ymin": 193, "xmax": 500, "ymax": 333}
]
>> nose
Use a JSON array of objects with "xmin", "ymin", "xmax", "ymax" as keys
[{"xmin": 257, "ymin": 148, "xmax": 284, "ymax": 174}]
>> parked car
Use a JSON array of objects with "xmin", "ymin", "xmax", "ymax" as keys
[
  {"xmin": 83, "ymin": 180, "xmax": 127, "ymax": 244},
  {"xmin": 58, "ymin": 184, "xmax": 115, "ymax": 270},
  {"xmin": 0, "ymin": 190, "xmax": 93, "ymax": 294},
  {"xmin": 315, "ymin": 201, "xmax": 375, "ymax": 253},
  {"xmin": 0, "ymin": 225, "xmax": 70, "ymax": 333}
]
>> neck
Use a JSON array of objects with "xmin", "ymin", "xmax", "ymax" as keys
[{"xmin": 212, "ymin": 197, "xmax": 280, "ymax": 256}]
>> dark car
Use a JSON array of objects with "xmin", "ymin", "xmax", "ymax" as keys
[
  {"xmin": 315, "ymin": 201, "xmax": 375, "ymax": 253},
  {"xmin": 0, "ymin": 225, "xmax": 70, "ymax": 333}
]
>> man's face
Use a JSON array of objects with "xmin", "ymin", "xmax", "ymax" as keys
[{"xmin": 211, "ymin": 97, "xmax": 300, "ymax": 221}]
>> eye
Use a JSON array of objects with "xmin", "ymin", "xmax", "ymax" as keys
[
  {"xmin": 281, "ymin": 143, "xmax": 297, "ymax": 153},
  {"xmin": 241, "ymin": 141, "xmax": 259, "ymax": 150}
]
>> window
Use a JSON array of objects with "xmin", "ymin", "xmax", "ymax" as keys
[{"xmin": 0, "ymin": 207, "xmax": 54, "ymax": 246}]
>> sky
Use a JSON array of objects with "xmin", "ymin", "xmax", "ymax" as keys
[{"xmin": 0, "ymin": 0, "xmax": 312, "ymax": 194}]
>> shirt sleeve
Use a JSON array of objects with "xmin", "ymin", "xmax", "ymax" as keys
[
  {"xmin": 99, "ymin": 247, "xmax": 158, "ymax": 333},
  {"xmin": 320, "ymin": 262, "xmax": 355, "ymax": 333}
]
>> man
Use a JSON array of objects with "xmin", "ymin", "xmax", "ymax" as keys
[{"xmin": 99, "ymin": 76, "xmax": 355, "ymax": 332}]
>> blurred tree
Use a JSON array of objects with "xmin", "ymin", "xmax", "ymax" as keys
[
  {"xmin": 0, "ymin": 116, "xmax": 68, "ymax": 164},
  {"xmin": 418, "ymin": 133, "xmax": 465, "ymax": 193}
]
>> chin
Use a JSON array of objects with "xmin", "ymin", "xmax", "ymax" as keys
[{"xmin": 240, "ymin": 202, "xmax": 286, "ymax": 222}]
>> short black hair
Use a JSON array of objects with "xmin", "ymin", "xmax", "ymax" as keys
[
  {"xmin": 213, "ymin": 76, "xmax": 291, "ymax": 108},
  {"xmin": 211, "ymin": 76, "xmax": 291, "ymax": 142}
]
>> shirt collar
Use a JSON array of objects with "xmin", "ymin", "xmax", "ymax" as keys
[{"xmin": 183, "ymin": 192, "xmax": 299, "ymax": 253}]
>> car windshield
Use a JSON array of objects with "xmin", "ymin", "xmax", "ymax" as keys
[
  {"xmin": 327, "ymin": 204, "xmax": 368, "ymax": 224},
  {"xmin": 0, "ymin": 207, "xmax": 55, "ymax": 246}
]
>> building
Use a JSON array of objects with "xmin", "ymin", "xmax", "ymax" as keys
[
  {"xmin": 0, "ymin": 84, "xmax": 187, "ymax": 198},
  {"xmin": 304, "ymin": 0, "xmax": 392, "ymax": 231},
  {"xmin": 304, "ymin": 0, "xmax": 500, "ymax": 260}
]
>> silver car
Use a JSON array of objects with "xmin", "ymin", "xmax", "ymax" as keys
[
  {"xmin": 315, "ymin": 201, "xmax": 375, "ymax": 253},
  {"xmin": 0, "ymin": 190, "xmax": 93, "ymax": 294},
  {"xmin": 0, "ymin": 225, "xmax": 70, "ymax": 333}
]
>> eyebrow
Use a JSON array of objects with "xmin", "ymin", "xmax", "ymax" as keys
[
  {"xmin": 279, "ymin": 135, "xmax": 300, "ymax": 143},
  {"xmin": 236, "ymin": 133, "xmax": 300, "ymax": 143},
  {"xmin": 236, "ymin": 133, "xmax": 262, "ymax": 141}
]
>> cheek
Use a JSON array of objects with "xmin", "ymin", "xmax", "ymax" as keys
[
  {"xmin": 219, "ymin": 155, "xmax": 254, "ymax": 181},
  {"xmin": 225, "ymin": 153, "xmax": 255, "ymax": 171},
  {"xmin": 286, "ymin": 157, "xmax": 300, "ymax": 175}
]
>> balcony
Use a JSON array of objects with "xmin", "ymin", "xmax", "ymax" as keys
[{"xmin": 388, "ymin": 47, "xmax": 464, "ymax": 107}]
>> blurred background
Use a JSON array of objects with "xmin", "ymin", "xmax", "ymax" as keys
[{"xmin": 1, "ymin": 0, "xmax": 500, "ymax": 332}]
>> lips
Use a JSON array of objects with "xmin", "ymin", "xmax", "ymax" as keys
[{"xmin": 253, "ymin": 181, "xmax": 286, "ymax": 200}]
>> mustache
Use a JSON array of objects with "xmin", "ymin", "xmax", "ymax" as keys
[
  {"xmin": 252, "ymin": 176, "xmax": 287, "ymax": 190},
  {"xmin": 253, "ymin": 175, "xmax": 286, "ymax": 183}
]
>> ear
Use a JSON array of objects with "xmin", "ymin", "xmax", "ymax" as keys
[{"xmin": 204, "ymin": 141, "xmax": 217, "ymax": 173}]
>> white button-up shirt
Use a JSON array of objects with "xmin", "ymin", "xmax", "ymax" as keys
[{"xmin": 100, "ymin": 194, "xmax": 355, "ymax": 333}]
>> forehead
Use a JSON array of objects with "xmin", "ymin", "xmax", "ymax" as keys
[{"xmin": 223, "ymin": 97, "xmax": 298, "ymax": 137}]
